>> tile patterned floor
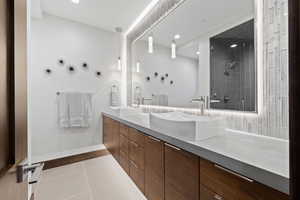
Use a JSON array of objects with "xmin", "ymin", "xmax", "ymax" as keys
[{"xmin": 36, "ymin": 155, "xmax": 147, "ymax": 200}]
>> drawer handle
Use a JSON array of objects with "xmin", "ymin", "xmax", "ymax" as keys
[
  {"xmin": 214, "ymin": 164, "xmax": 254, "ymax": 183},
  {"xmin": 165, "ymin": 143, "xmax": 181, "ymax": 151},
  {"xmin": 130, "ymin": 141, "xmax": 139, "ymax": 147},
  {"xmin": 214, "ymin": 194, "xmax": 223, "ymax": 200},
  {"xmin": 148, "ymin": 136, "xmax": 161, "ymax": 142},
  {"xmin": 130, "ymin": 160, "xmax": 138, "ymax": 169}
]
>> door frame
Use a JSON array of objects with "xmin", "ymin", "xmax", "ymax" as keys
[{"xmin": 289, "ymin": 0, "xmax": 299, "ymax": 199}]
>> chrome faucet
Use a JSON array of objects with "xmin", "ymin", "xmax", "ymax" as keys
[{"xmin": 191, "ymin": 96, "xmax": 207, "ymax": 115}]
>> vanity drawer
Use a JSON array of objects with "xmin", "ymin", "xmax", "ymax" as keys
[
  {"xmin": 200, "ymin": 159, "xmax": 289, "ymax": 200},
  {"xmin": 129, "ymin": 140, "xmax": 145, "ymax": 170},
  {"xmin": 120, "ymin": 123, "xmax": 129, "ymax": 137},
  {"xmin": 120, "ymin": 134, "xmax": 129, "ymax": 155},
  {"xmin": 119, "ymin": 150, "xmax": 129, "ymax": 174},
  {"xmin": 129, "ymin": 160, "xmax": 145, "ymax": 193},
  {"xmin": 200, "ymin": 184, "xmax": 225, "ymax": 200},
  {"xmin": 129, "ymin": 128, "xmax": 145, "ymax": 147}
]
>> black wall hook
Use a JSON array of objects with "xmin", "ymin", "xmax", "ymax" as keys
[
  {"xmin": 68, "ymin": 66, "xmax": 75, "ymax": 72},
  {"xmin": 45, "ymin": 68, "xmax": 52, "ymax": 74},
  {"xmin": 82, "ymin": 62, "xmax": 88, "ymax": 69},
  {"xmin": 96, "ymin": 71, "xmax": 102, "ymax": 77},
  {"xmin": 58, "ymin": 59, "xmax": 65, "ymax": 65}
]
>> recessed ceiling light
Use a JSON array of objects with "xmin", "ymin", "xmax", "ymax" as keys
[
  {"xmin": 230, "ymin": 44, "xmax": 238, "ymax": 48},
  {"xmin": 174, "ymin": 34, "xmax": 181, "ymax": 40},
  {"xmin": 196, "ymin": 51, "xmax": 200, "ymax": 55},
  {"xmin": 71, "ymin": 0, "xmax": 80, "ymax": 4}
]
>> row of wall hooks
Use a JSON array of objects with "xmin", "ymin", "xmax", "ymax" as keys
[
  {"xmin": 146, "ymin": 72, "xmax": 174, "ymax": 85},
  {"xmin": 44, "ymin": 58, "xmax": 102, "ymax": 78}
]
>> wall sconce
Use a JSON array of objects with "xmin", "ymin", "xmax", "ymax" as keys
[
  {"xmin": 148, "ymin": 34, "xmax": 154, "ymax": 54},
  {"xmin": 118, "ymin": 57, "xmax": 122, "ymax": 71},
  {"xmin": 171, "ymin": 40, "xmax": 176, "ymax": 59},
  {"xmin": 136, "ymin": 62, "xmax": 140, "ymax": 73}
]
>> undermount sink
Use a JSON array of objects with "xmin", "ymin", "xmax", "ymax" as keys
[{"xmin": 150, "ymin": 112, "xmax": 226, "ymax": 141}]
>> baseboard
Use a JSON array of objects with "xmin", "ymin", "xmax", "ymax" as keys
[
  {"xmin": 31, "ymin": 144, "xmax": 106, "ymax": 164},
  {"xmin": 43, "ymin": 149, "xmax": 110, "ymax": 170}
]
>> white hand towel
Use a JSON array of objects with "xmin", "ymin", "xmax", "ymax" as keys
[{"xmin": 57, "ymin": 93, "xmax": 70, "ymax": 128}]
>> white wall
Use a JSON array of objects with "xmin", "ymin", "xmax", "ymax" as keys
[
  {"xmin": 133, "ymin": 41, "xmax": 198, "ymax": 108},
  {"xmin": 29, "ymin": 14, "xmax": 121, "ymax": 159}
]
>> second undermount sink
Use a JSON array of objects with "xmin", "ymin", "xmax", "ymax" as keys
[{"xmin": 150, "ymin": 112, "xmax": 226, "ymax": 141}]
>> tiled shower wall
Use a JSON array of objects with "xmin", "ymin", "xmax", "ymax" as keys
[{"xmin": 127, "ymin": 0, "xmax": 289, "ymax": 140}]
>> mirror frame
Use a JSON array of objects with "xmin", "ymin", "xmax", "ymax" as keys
[{"xmin": 129, "ymin": 0, "xmax": 261, "ymax": 114}]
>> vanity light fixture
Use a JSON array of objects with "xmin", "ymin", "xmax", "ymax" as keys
[
  {"xmin": 136, "ymin": 62, "xmax": 140, "ymax": 73},
  {"xmin": 230, "ymin": 44, "xmax": 238, "ymax": 48},
  {"xmin": 171, "ymin": 40, "xmax": 176, "ymax": 59},
  {"xmin": 71, "ymin": 0, "xmax": 80, "ymax": 4},
  {"xmin": 174, "ymin": 34, "xmax": 181, "ymax": 40},
  {"xmin": 148, "ymin": 34, "xmax": 154, "ymax": 53},
  {"xmin": 118, "ymin": 57, "xmax": 122, "ymax": 71}
]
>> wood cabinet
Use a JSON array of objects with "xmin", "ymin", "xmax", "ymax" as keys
[
  {"xmin": 165, "ymin": 143, "xmax": 200, "ymax": 200},
  {"xmin": 128, "ymin": 128, "xmax": 145, "ymax": 193},
  {"xmin": 102, "ymin": 116, "xmax": 289, "ymax": 200},
  {"xmin": 119, "ymin": 127, "xmax": 130, "ymax": 174},
  {"xmin": 145, "ymin": 136, "xmax": 164, "ymax": 200},
  {"xmin": 200, "ymin": 184, "xmax": 225, "ymax": 200},
  {"xmin": 103, "ymin": 116, "xmax": 113, "ymax": 153},
  {"xmin": 200, "ymin": 158, "xmax": 289, "ymax": 200},
  {"xmin": 103, "ymin": 116, "xmax": 120, "ymax": 162},
  {"xmin": 111, "ymin": 120, "xmax": 120, "ymax": 162}
]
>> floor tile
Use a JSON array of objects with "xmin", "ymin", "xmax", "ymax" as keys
[{"xmin": 36, "ymin": 155, "xmax": 146, "ymax": 200}]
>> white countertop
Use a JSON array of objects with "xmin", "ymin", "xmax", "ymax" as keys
[{"xmin": 102, "ymin": 111, "xmax": 289, "ymax": 194}]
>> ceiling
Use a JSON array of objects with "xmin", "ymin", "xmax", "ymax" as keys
[
  {"xmin": 31, "ymin": 0, "xmax": 151, "ymax": 32},
  {"xmin": 141, "ymin": 0, "xmax": 254, "ymax": 58}
]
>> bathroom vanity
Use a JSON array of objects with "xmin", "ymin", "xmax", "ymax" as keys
[{"xmin": 102, "ymin": 112, "xmax": 289, "ymax": 200}]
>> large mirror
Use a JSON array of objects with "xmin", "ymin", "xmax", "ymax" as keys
[{"xmin": 132, "ymin": 0, "xmax": 257, "ymax": 112}]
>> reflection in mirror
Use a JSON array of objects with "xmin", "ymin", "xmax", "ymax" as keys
[
  {"xmin": 132, "ymin": 0, "xmax": 256, "ymax": 112},
  {"xmin": 210, "ymin": 20, "xmax": 256, "ymax": 112}
]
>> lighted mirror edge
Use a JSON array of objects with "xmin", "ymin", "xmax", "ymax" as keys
[{"xmin": 133, "ymin": 104, "xmax": 260, "ymax": 117}]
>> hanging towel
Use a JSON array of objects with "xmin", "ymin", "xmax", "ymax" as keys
[
  {"xmin": 57, "ymin": 93, "xmax": 69, "ymax": 128},
  {"xmin": 110, "ymin": 86, "xmax": 120, "ymax": 107},
  {"xmin": 57, "ymin": 92, "xmax": 93, "ymax": 128}
]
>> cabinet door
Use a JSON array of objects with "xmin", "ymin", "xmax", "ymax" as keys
[
  {"xmin": 165, "ymin": 143, "xmax": 199, "ymax": 200},
  {"xmin": 129, "ymin": 140, "xmax": 145, "ymax": 170},
  {"xmin": 120, "ymin": 134, "xmax": 129, "ymax": 155},
  {"xmin": 103, "ymin": 116, "xmax": 113, "ymax": 153},
  {"xmin": 111, "ymin": 120, "xmax": 120, "ymax": 161},
  {"xmin": 119, "ymin": 150, "xmax": 129, "ymax": 174},
  {"xmin": 129, "ymin": 160, "xmax": 145, "ymax": 193},
  {"xmin": 145, "ymin": 136, "xmax": 164, "ymax": 200}
]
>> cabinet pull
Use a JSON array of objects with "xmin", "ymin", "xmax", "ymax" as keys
[
  {"xmin": 165, "ymin": 143, "xmax": 181, "ymax": 151},
  {"xmin": 214, "ymin": 194, "xmax": 223, "ymax": 200},
  {"xmin": 214, "ymin": 164, "xmax": 254, "ymax": 183},
  {"xmin": 130, "ymin": 160, "xmax": 138, "ymax": 169},
  {"xmin": 130, "ymin": 141, "xmax": 139, "ymax": 147},
  {"xmin": 148, "ymin": 136, "xmax": 161, "ymax": 142}
]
